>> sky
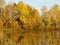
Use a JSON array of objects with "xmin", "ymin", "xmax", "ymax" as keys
[{"xmin": 5, "ymin": 0, "xmax": 60, "ymax": 11}]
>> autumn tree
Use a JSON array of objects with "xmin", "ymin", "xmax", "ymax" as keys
[{"xmin": 0, "ymin": 0, "xmax": 5, "ymax": 8}]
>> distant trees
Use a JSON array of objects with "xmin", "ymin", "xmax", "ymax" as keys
[{"xmin": 0, "ymin": 1, "xmax": 60, "ymax": 30}]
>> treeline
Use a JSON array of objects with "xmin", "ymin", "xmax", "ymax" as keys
[{"xmin": 0, "ymin": 1, "xmax": 60, "ymax": 30}]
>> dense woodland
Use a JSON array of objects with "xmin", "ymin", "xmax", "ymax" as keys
[
  {"xmin": 0, "ymin": 1, "xmax": 60, "ymax": 45},
  {"xmin": 0, "ymin": 1, "xmax": 60, "ymax": 30}
]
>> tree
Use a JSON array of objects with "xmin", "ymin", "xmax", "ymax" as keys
[
  {"xmin": 0, "ymin": 0, "xmax": 5, "ymax": 8},
  {"xmin": 52, "ymin": 4, "xmax": 59, "ymax": 13},
  {"xmin": 17, "ymin": 1, "xmax": 29, "ymax": 16},
  {"xmin": 31, "ymin": 8, "xmax": 41, "ymax": 29}
]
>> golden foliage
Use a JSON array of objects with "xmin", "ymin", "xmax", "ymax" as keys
[{"xmin": 0, "ymin": 2, "xmax": 60, "ymax": 45}]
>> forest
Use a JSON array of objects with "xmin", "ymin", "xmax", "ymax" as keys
[{"xmin": 0, "ymin": 1, "xmax": 60, "ymax": 45}]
